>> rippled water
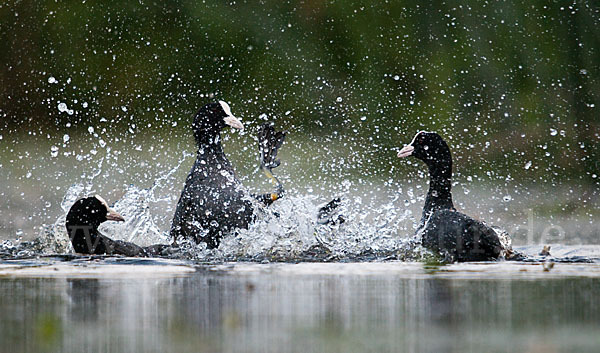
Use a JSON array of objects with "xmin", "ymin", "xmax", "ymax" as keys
[{"xmin": 0, "ymin": 255, "xmax": 599, "ymax": 353}]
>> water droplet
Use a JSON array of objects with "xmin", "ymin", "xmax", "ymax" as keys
[
  {"xmin": 503, "ymin": 195, "xmax": 512, "ymax": 202},
  {"xmin": 121, "ymin": 106, "xmax": 127, "ymax": 112},
  {"xmin": 48, "ymin": 76, "xmax": 57, "ymax": 84},
  {"xmin": 440, "ymin": 89, "xmax": 446, "ymax": 94},
  {"xmin": 524, "ymin": 161, "xmax": 532, "ymax": 170},
  {"xmin": 393, "ymin": 75, "xmax": 400, "ymax": 81},
  {"xmin": 336, "ymin": 96, "xmax": 343, "ymax": 103},
  {"xmin": 50, "ymin": 145, "xmax": 59, "ymax": 157},
  {"xmin": 88, "ymin": 126, "xmax": 94, "ymax": 134},
  {"xmin": 63, "ymin": 134, "xmax": 70, "ymax": 143},
  {"xmin": 550, "ymin": 128, "xmax": 557, "ymax": 136},
  {"xmin": 58, "ymin": 102, "xmax": 68, "ymax": 112}
]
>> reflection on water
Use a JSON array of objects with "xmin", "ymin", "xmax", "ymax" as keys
[{"xmin": 1, "ymin": 261, "xmax": 599, "ymax": 353}]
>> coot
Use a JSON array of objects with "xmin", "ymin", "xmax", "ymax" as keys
[
  {"xmin": 398, "ymin": 131, "xmax": 511, "ymax": 262},
  {"xmin": 66, "ymin": 196, "xmax": 168, "ymax": 256},
  {"xmin": 170, "ymin": 101, "xmax": 287, "ymax": 248}
]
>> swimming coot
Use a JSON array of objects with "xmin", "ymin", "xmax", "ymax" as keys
[
  {"xmin": 66, "ymin": 196, "xmax": 168, "ymax": 256},
  {"xmin": 398, "ymin": 131, "xmax": 511, "ymax": 262},
  {"xmin": 170, "ymin": 101, "xmax": 287, "ymax": 249}
]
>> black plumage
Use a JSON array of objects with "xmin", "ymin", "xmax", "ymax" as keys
[
  {"xmin": 170, "ymin": 101, "xmax": 286, "ymax": 249},
  {"xmin": 398, "ymin": 131, "xmax": 509, "ymax": 262},
  {"xmin": 66, "ymin": 196, "xmax": 168, "ymax": 256}
]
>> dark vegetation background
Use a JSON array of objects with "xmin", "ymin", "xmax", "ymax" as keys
[{"xmin": 0, "ymin": 0, "xmax": 598, "ymax": 239}]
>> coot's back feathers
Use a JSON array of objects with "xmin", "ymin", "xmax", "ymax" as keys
[{"xmin": 420, "ymin": 209, "xmax": 504, "ymax": 261}]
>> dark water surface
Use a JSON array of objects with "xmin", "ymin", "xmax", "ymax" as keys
[{"xmin": 1, "ymin": 255, "xmax": 599, "ymax": 353}]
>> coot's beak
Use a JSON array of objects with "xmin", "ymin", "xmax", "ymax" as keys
[
  {"xmin": 397, "ymin": 145, "xmax": 414, "ymax": 158},
  {"xmin": 106, "ymin": 208, "xmax": 125, "ymax": 222},
  {"xmin": 219, "ymin": 100, "xmax": 244, "ymax": 130},
  {"xmin": 224, "ymin": 115, "xmax": 244, "ymax": 130}
]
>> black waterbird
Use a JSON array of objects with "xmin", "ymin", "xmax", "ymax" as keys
[
  {"xmin": 170, "ymin": 101, "xmax": 287, "ymax": 249},
  {"xmin": 66, "ymin": 195, "xmax": 168, "ymax": 256},
  {"xmin": 398, "ymin": 131, "xmax": 512, "ymax": 262}
]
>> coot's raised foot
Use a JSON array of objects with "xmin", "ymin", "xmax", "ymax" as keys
[{"xmin": 254, "ymin": 122, "xmax": 287, "ymax": 206}]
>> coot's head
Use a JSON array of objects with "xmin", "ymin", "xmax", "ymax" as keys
[
  {"xmin": 397, "ymin": 131, "xmax": 451, "ymax": 167},
  {"xmin": 192, "ymin": 101, "xmax": 244, "ymax": 144},
  {"xmin": 66, "ymin": 195, "xmax": 125, "ymax": 229}
]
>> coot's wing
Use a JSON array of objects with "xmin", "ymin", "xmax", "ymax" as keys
[{"xmin": 317, "ymin": 197, "xmax": 345, "ymax": 225}]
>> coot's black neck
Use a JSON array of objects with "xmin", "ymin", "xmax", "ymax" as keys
[
  {"xmin": 194, "ymin": 132, "xmax": 236, "ymax": 174},
  {"xmin": 196, "ymin": 133, "xmax": 225, "ymax": 158},
  {"xmin": 421, "ymin": 159, "xmax": 455, "ymax": 225},
  {"xmin": 66, "ymin": 220, "xmax": 101, "ymax": 254}
]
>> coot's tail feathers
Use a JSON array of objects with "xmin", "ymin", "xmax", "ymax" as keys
[
  {"xmin": 317, "ymin": 197, "xmax": 346, "ymax": 225},
  {"xmin": 258, "ymin": 123, "xmax": 286, "ymax": 171}
]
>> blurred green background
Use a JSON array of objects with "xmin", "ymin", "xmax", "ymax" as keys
[{"xmin": 0, "ymin": 0, "xmax": 598, "ymax": 240}]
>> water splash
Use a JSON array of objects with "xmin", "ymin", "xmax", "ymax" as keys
[
  {"xmin": 166, "ymin": 195, "xmax": 427, "ymax": 262},
  {"xmin": 3, "ymin": 151, "xmax": 437, "ymax": 262},
  {"xmin": 100, "ymin": 152, "xmax": 193, "ymax": 246}
]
